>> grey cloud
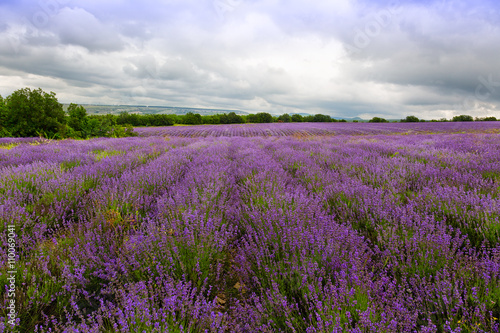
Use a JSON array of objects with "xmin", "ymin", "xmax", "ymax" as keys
[
  {"xmin": 52, "ymin": 8, "xmax": 125, "ymax": 52},
  {"xmin": 1, "ymin": 0, "xmax": 500, "ymax": 119}
]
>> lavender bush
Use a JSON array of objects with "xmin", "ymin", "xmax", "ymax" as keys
[{"xmin": 1, "ymin": 123, "xmax": 500, "ymax": 332}]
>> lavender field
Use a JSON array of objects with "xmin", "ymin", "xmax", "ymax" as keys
[
  {"xmin": 135, "ymin": 122, "xmax": 500, "ymax": 138},
  {"xmin": 1, "ymin": 124, "xmax": 500, "ymax": 332}
]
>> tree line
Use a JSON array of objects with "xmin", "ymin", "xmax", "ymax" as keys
[
  {"xmin": 398, "ymin": 115, "xmax": 497, "ymax": 122},
  {"xmin": 115, "ymin": 111, "xmax": 352, "ymax": 127},
  {"xmin": 0, "ymin": 87, "xmax": 497, "ymax": 138},
  {"xmin": 116, "ymin": 112, "xmax": 497, "ymax": 126}
]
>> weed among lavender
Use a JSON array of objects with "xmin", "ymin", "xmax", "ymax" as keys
[{"xmin": 1, "ymin": 124, "xmax": 500, "ymax": 332}]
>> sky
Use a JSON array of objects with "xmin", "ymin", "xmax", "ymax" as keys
[{"xmin": 0, "ymin": 0, "xmax": 500, "ymax": 119}]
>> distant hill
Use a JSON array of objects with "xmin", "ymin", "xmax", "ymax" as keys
[
  {"xmin": 63, "ymin": 104, "xmax": 366, "ymax": 121},
  {"xmin": 64, "ymin": 104, "xmax": 250, "ymax": 116}
]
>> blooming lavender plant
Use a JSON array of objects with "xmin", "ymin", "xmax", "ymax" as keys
[{"xmin": 0, "ymin": 124, "xmax": 499, "ymax": 332}]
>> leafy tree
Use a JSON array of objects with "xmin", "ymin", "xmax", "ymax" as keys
[
  {"xmin": 452, "ymin": 115, "xmax": 473, "ymax": 122},
  {"xmin": 116, "ymin": 112, "xmax": 150, "ymax": 126},
  {"xmin": 368, "ymin": 117, "xmax": 388, "ymax": 123},
  {"xmin": 5, "ymin": 88, "xmax": 66, "ymax": 137},
  {"xmin": 0, "ymin": 94, "xmax": 5, "ymax": 121},
  {"xmin": 184, "ymin": 112, "xmax": 202, "ymax": 125},
  {"xmin": 0, "ymin": 95, "xmax": 10, "ymax": 137},
  {"xmin": 82, "ymin": 118, "xmax": 102, "ymax": 137},
  {"xmin": 303, "ymin": 115, "xmax": 314, "ymax": 122},
  {"xmin": 277, "ymin": 114, "xmax": 291, "ymax": 122},
  {"xmin": 476, "ymin": 116, "xmax": 497, "ymax": 121},
  {"xmin": 291, "ymin": 114, "xmax": 303, "ymax": 122},
  {"xmin": 220, "ymin": 112, "xmax": 244, "ymax": 124},
  {"xmin": 145, "ymin": 114, "xmax": 174, "ymax": 126},
  {"xmin": 313, "ymin": 114, "xmax": 333, "ymax": 122},
  {"xmin": 247, "ymin": 112, "xmax": 273, "ymax": 123},
  {"xmin": 202, "ymin": 114, "xmax": 221, "ymax": 124},
  {"xmin": 117, "ymin": 112, "xmax": 133, "ymax": 125},
  {"xmin": 67, "ymin": 103, "xmax": 88, "ymax": 133},
  {"xmin": 246, "ymin": 114, "xmax": 258, "ymax": 123},
  {"xmin": 401, "ymin": 115, "xmax": 419, "ymax": 122}
]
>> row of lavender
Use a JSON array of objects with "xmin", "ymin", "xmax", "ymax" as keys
[
  {"xmin": 0, "ymin": 132, "xmax": 499, "ymax": 332},
  {"xmin": 135, "ymin": 121, "xmax": 500, "ymax": 138}
]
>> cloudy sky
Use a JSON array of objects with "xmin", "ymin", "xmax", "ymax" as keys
[{"xmin": 1, "ymin": 0, "xmax": 499, "ymax": 119}]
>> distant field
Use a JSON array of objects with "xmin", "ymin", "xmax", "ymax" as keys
[
  {"xmin": 1, "ymin": 124, "xmax": 500, "ymax": 331},
  {"xmin": 135, "ymin": 121, "xmax": 500, "ymax": 137}
]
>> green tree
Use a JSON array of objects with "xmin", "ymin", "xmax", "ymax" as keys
[
  {"xmin": 247, "ymin": 112, "xmax": 273, "ymax": 123},
  {"xmin": 401, "ymin": 115, "xmax": 419, "ymax": 122},
  {"xmin": 277, "ymin": 114, "xmax": 291, "ymax": 122},
  {"xmin": 0, "ymin": 94, "xmax": 4, "ymax": 121},
  {"xmin": 202, "ymin": 114, "xmax": 221, "ymax": 124},
  {"xmin": 258, "ymin": 112, "xmax": 273, "ymax": 123},
  {"xmin": 0, "ymin": 95, "xmax": 10, "ymax": 137},
  {"xmin": 369, "ymin": 117, "xmax": 388, "ymax": 123},
  {"xmin": 452, "ymin": 115, "xmax": 473, "ymax": 122},
  {"xmin": 220, "ymin": 112, "xmax": 244, "ymax": 124},
  {"xmin": 146, "ymin": 114, "xmax": 174, "ymax": 126},
  {"xmin": 291, "ymin": 114, "xmax": 303, "ymax": 122},
  {"xmin": 116, "ymin": 112, "xmax": 145, "ymax": 126},
  {"xmin": 183, "ymin": 112, "xmax": 202, "ymax": 125},
  {"xmin": 5, "ymin": 88, "xmax": 66, "ymax": 137},
  {"xmin": 246, "ymin": 114, "xmax": 258, "ymax": 123},
  {"xmin": 312, "ymin": 114, "xmax": 333, "ymax": 122},
  {"xmin": 82, "ymin": 118, "xmax": 102, "ymax": 137},
  {"xmin": 476, "ymin": 116, "xmax": 497, "ymax": 121},
  {"xmin": 67, "ymin": 103, "xmax": 88, "ymax": 133},
  {"xmin": 303, "ymin": 115, "xmax": 314, "ymax": 122},
  {"xmin": 117, "ymin": 112, "xmax": 132, "ymax": 125}
]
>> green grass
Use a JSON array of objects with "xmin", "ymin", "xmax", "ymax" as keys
[
  {"xmin": 0, "ymin": 143, "xmax": 19, "ymax": 150},
  {"xmin": 91, "ymin": 149, "xmax": 124, "ymax": 161}
]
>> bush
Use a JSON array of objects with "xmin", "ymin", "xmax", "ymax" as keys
[
  {"xmin": 401, "ymin": 115, "xmax": 420, "ymax": 122},
  {"xmin": 277, "ymin": 114, "xmax": 291, "ymax": 123},
  {"xmin": 313, "ymin": 114, "xmax": 333, "ymax": 122},
  {"xmin": 184, "ymin": 112, "xmax": 202, "ymax": 125},
  {"xmin": 4, "ymin": 88, "xmax": 66, "ymax": 137},
  {"xmin": 0, "ymin": 95, "xmax": 8, "ymax": 136},
  {"xmin": 67, "ymin": 103, "xmax": 88, "ymax": 132},
  {"xmin": 220, "ymin": 112, "xmax": 245, "ymax": 124},
  {"xmin": 247, "ymin": 112, "xmax": 273, "ymax": 123},
  {"xmin": 452, "ymin": 115, "xmax": 473, "ymax": 122},
  {"xmin": 476, "ymin": 116, "xmax": 497, "ymax": 121},
  {"xmin": 369, "ymin": 117, "xmax": 389, "ymax": 123}
]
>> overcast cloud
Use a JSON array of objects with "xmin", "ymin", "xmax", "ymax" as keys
[{"xmin": 1, "ymin": 0, "xmax": 499, "ymax": 119}]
